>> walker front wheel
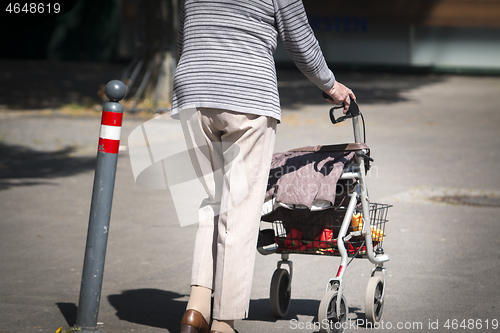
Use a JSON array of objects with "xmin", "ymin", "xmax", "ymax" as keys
[
  {"xmin": 365, "ymin": 275, "xmax": 385, "ymax": 324},
  {"xmin": 269, "ymin": 268, "xmax": 291, "ymax": 318},
  {"xmin": 318, "ymin": 290, "xmax": 348, "ymax": 333}
]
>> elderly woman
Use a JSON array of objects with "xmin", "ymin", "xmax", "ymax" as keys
[{"xmin": 171, "ymin": 1, "xmax": 355, "ymax": 332}]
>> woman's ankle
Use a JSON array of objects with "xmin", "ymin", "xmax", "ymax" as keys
[
  {"xmin": 210, "ymin": 319, "xmax": 234, "ymax": 333},
  {"xmin": 186, "ymin": 285, "xmax": 212, "ymax": 323}
]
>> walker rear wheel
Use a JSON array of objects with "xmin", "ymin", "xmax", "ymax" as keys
[
  {"xmin": 318, "ymin": 290, "xmax": 348, "ymax": 333},
  {"xmin": 269, "ymin": 268, "xmax": 291, "ymax": 318},
  {"xmin": 365, "ymin": 275, "xmax": 385, "ymax": 324}
]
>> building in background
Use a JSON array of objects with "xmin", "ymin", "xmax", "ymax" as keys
[
  {"xmin": 274, "ymin": 0, "xmax": 500, "ymax": 73},
  {"xmin": 1, "ymin": 0, "xmax": 499, "ymax": 73}
]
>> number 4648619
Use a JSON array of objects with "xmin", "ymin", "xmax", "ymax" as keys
[
  {"xmin": 6, "ymin": 3, "xmax": 60, "ymax": 14},
  {"xmin": 443, "ymin": 318, "xmax": 498, "ymax": 330}
]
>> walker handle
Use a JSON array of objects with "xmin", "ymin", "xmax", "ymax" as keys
[{"xmin": 322, "ymin": 92, "xmax": 360, "ymax": 124}]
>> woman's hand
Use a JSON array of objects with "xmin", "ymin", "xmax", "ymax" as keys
[{"xmin": 324, "ymin": 81, "xmax": 356, "ymax": 114}]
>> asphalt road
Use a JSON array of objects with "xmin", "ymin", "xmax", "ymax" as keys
[{"xmin": 1, "ymin": 68, "xmax": 499, "ymax": 333}]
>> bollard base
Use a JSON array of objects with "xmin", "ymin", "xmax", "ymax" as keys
[{"xmin": 74, "ymin": 326, "xmax": 105, "ymax": 333}]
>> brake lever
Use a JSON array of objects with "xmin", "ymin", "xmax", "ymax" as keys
[{"xmin": 356, "ymin": 151, "xmax": 374, "ymax": 162}]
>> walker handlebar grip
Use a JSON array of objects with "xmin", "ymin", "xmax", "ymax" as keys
[
  {"xmin": 322, "ymin": 91, "xmax": 360, "ymax": 124},
  {"xmin": 348, "ymin": 99, "xmax": 360, "ymax": 116}
]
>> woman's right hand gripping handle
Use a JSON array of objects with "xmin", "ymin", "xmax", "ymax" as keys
[
  {"xmin": 323, "ymin": 81, "xmax": 356, "ymax": 114},
  {"xmin": 322, "ymin": 91, "xmax": 360, "ymax": 124}
]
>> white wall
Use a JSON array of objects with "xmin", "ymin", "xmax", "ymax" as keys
[
  {"xmin": 413, "ymin": 26, "xmax": 500, "ymax": 69},
  {"xmin": 274, "ymin": 20, "xmax": 500, "ymax": 72}
]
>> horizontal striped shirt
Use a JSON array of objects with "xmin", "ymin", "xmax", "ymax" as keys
[{"xmin": 171, "ymin": 0, "xmax": 335, "ymax": 122}]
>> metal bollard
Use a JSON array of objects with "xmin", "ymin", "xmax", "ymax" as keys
[{"xmin": 75, "ymin": 80, "xmax": 126, "ymax": 333}]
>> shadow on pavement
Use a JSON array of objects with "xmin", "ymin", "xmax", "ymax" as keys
[
  {"xmin": 0, "ymin": 142, "xmax": 96, "ymax": 190},
  {"xmin": 107, "ymin": 289, "xmax": 187, "ymax": 332},
  {"xmin": 246, "ymin": 298, "xmax": 319, "ymax": 322},
  {"xmin": 277, "ymin": 69, "xmax": 445, "ymax": 109},
  {"xmin": 247, "ymin": 298, "xmax": 363, "ymax": 331},
  {"xmin": 56, "ymin": 302, "xmax": 78, "ymax": 327},
  {"xmin": 0, "ymin": 60, "xmax": 125, "ymax": 110},
  {"xmin": 0, "ymin": 60, "xmax": 445, "ymax": 111},
  {"xmin": 67, "ymin": 290, "xmax": 366, "ymax": 331}
]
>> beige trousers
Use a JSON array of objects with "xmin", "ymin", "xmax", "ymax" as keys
[{"xmin": 179, "ymin": 108, "xmax": 277, "ymax": 320}]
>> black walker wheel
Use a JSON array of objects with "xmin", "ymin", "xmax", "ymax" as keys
[{"xmin": 269, "ymin": 268, "xmax": 291, "ymax": 318}]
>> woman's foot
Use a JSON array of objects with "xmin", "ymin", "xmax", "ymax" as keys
[{"xmin": 180, "ymin": 309, "xmax": 210, "ymax": 333}]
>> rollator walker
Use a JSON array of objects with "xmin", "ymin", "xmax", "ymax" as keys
[{"xmin": 258, "ymin": 97, "xmax": 391, "ymax": 333}]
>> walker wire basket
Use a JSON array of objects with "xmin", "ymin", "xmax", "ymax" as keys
[{"xmin": 265, "ymin": 203, "xmax": 391, "ymax": 257}]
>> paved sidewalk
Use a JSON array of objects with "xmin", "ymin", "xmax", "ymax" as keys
[{"xmin": 1, "ymin": 65, "xmax": 500, "ymax": 332}]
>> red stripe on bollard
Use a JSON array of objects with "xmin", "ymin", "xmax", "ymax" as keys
[
  {"xmin": 101, "ymin": 110, "xmax": 123, "ymax": 127},
  {"xmin": 98, "ymin": 111, "xmax": 123, "ymax": 154},
  {"xmin": 98, "ymin": 137, "xmax": 120, "ymax": 154}
]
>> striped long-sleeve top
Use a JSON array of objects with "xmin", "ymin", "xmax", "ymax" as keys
[{"xmin": 171, "ymin": 0, "xmax": 335, "ymax": 122}]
